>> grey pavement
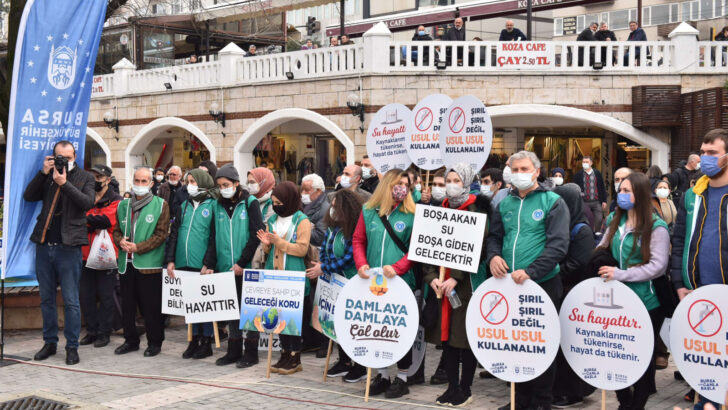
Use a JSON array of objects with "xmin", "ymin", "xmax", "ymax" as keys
[{"xmin": 0, "ymin": 326, "xmax": 693, "ymax": 409}]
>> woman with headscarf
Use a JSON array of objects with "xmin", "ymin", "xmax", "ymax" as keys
[
  {"xmin": 165, "ymin": 169, "xmax": 218, "ymax": 360},
  {"xmin": 551, "ymin": 183, "xmax": 597, "ymax": 408},
  {"xmin": 651, "ymin": 179, "xmax": 677, "ymax": 232},
  {"xmin": 551, "ymin": 167, "xmax": 565, "ymax": 187},
  {"xmin": 202, "ymin": 164, "xmax": 264, "ymax": 368},
  {"xmin": 256, "ymin": 181, "xmax": 312, "ymax": 375},
  {"xmin": 247, "ymin": 167, "xmax": 276, "ymax": 224},
  {"xmin": 352, "ymin": 169, "xmax": 417, "ymax": 399},
  {"xmin": 424, "ymin": 163, "xmax": 490, "ymax": 407},
  {"xmin": 307, "ymin": 189, "xmax": 367, "ymax": 382}
]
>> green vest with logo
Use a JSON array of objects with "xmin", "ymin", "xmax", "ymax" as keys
[
  {"xmin": 325, "ymin": 227, "xmax": 358, "ymax": 279},
  {"xmin": 175, "ymin": 199, "xmax": 214, "ymax": 270},
  {"xmin": 116, "ymin": 196, "xmax": 165, "ymax": 274},
  {"xmin": 360, "ymin": 204, "xmax": 415, "ymax": 290},
  {"xmin": 266, "ymin": 211, "xmax": 310, "ymax": 295},
  {"xmin": 213, "ymin": 195, "xmax": 257, "ymax": 272},
  {"xmin": 606, "ymin": 212, "xmax": 667, "ymax": 311},
  {"xmin": 498, "ymin": 190, "xmax": 561, "ymax": 283}
]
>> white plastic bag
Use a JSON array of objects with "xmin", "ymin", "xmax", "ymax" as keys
[{"xmin": 86, "ymin": 230, "xmax": 118, "ymax": 270}]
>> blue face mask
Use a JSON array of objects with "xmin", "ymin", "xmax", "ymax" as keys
[
  {"xmin": 418, "ymin": 30, "xmax": 425, "ymax": 36},
  {"xmin": 700, "ymin": 154, "xmax": 728, "ymax": 178},
  {"xmin": 617, "ymin": 192, "xmax": 634, "ymax": 211}
]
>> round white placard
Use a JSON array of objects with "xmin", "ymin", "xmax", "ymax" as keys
[
  {"xmin": 466, "ymin": 276, "xmax": 560, "ymax": 382},
  {"xmin": 406, "ymin": 94, "xmax": 452, "ymax": 171},
  {"xmin": 366, "ymin": 103, "xmax": 412, "ymax": 174},
  {"xmin": 439, "ymin": 95, "xmax": 492, "ymax": 173},
  {"xmin": 560, "ymin": 278, "xmax": 655, "ymax": 390},
  {"xmin": 670, "ymin": 284, "xmax": 728, "ymax": 404},
  {"xmin": 334, "ymin": 273, "xmax": 419, "ymax": 369}
]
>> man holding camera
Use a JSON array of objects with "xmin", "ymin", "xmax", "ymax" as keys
[{"xmin": 23, "ymin": 141, "xmax": 96, "ymax": 365}]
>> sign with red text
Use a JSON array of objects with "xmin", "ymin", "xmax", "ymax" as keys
[
  {"xmin": 670, "ymin": 285, "xmax": 728, "ymax": 404},
  {"xmin": 366, "ymin": 103, "xmax": 412, "ymax": 174},
  {"xmin": 560, "ymin": 278, "xmax": 654, "ymax": 390},
  {"xmin": 405, "ymin": 94, "xmax": 452, "ymax": 170},
  {"xmin": 466, "ymin": 276, "xmax": 560, "ymax": 382},
  {"xmin": 496, "ymin": 42, "xmax": 555, "ymax": 69},
  {"xmin": 439, "ymin": 96, "xmax": 492, "ymax": 173},
  {"xmin": 334, "ymin": 271, "xmax": 419, "ymax": 369},
  {"xmin": 408, "ymin": 205, "xmax": 487, "ymax": 273}
]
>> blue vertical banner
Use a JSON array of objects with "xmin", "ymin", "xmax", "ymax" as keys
[{"xmin": 1, "ymin": 0, "xmax": 108, "ymax": 281}]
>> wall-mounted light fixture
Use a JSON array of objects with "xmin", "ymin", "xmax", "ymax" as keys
[
  {"xmin": 347, "ymin": 93, "xmax": 365, "ymax": 133},
  {"xmin": 209, "ymin": 101, "xmax": 226, "ymax": 128},
  {"xmin": 103, "ymin": 106, "xmax": 119, "ymax": 140}
]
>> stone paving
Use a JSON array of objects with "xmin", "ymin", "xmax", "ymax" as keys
[{"xmin": 0, "ymin": 326, "xmax": 694, "ymax": 409}]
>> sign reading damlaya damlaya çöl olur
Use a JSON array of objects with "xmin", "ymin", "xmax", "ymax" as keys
[
  {"xmin": 240, "ymin": 269, "xmax": 306, "ymax": 336},
  {"xmin": 466, "ymin": 276, "xmax": 560, "ymax": 383},
  {"xmin": 334, "ymin": 272, "xmax": 419, "ymax": 369},
  {"xmin": 560, "ymin": 278, "xmax": 654, "ymax": 391}
]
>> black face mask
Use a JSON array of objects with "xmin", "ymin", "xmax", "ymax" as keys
[
  {"xmin": 273, "ymin": 204, "xmax": 286, "ymax": 216},
  {"xmin": 94, "ymin": 181, "xmax": 105, "ymax": 192}
]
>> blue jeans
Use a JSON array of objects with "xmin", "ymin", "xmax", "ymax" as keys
[{"xmin": 36, "ymin": 244, "xmax": 82, "ymax": 349}]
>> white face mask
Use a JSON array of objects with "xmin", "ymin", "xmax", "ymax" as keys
[
  {"xmin": 329, "ymin": 207, "xmax": 336, "ymax": 219},
  {"xmin": 656, "ymin": 188, "xmax": 670, "ymax": 199},
  {"xmin": 247, "ymin": 183, "xmax": 260, "ymax": 195},
  {"xmin": 431, "ymin": 186, "xmax": 446, "ymax": 201},
  {"xmin": 155, "ymin": 175, "xmax": 164, "ymax": 182},
  {"xmin": 301, "ymin": 193, "xmax": 311, "ymax": 205},
  {"xmin": 615, "ymin": 182, "xmax": 621, "ymax": 193},
  {"xmin": 361, "ymin": 167, "xmax": 372, "ymax": 179},
  {"xmin": 340, "ymin": 175, "xmax": 352, "ymax": 189},
  {"xmin": 220, "ymin": 187, "xmax": 235, "ymax": 199},
  {"xmin": 552, "ymin": 177, "xmax": 564, "ymax": 186},
  {"xmin": 132, "ymin": 184, "xmax": 150, "ymax": 196},
  {"xmin": 67, "ymin": 161, "xmax": 75, "ymax": 171},
  {"xmin": 445, "ymin": 183, "xmax": 464, "ymax": 198},
  {"xmin": 187, "ymin": 184, "xmax": 199, "ymax": 196},
  {"xmin": 259, "ymin": 191, "xmax": 272, "ymax": 202},
  {"xmin": 415, "ymin": 184, "xmax": 422, "ymax": 192},
  {"xmin": 511, "ymin": 172, "xmax": 535, "ymax": 191},
  {"xmin": 502, "ymin": 166, "xmax": 512, "ymax": 185},
  {"xmin": 480, "ymin": 185, "xmax": 493, "ymax": 197},
  {"xmin": 582, "ymin": 162, "xmax": 591, "ymax": 171},
  {"xmin": 168, "ymin": 179, "xmax": 179, "ymax": 186},
  {"xmin": 696, "ymin": 162, "xmax": 701, "ymax": 170}
]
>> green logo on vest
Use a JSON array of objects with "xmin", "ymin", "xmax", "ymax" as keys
[
  {"xmin": 394, "ymin": 221, "xmax": 406, "ymax": 232},
  {"xmin": 145, "ymin": 214, "xmax": 154, "ymax": 223},
  {"xmin": 503, "ymin": 211, "xmax": 514, "ymax": 222},
  {"xmin": 532, "ymin": 209, "xmax": 544, "ymax": 221},
  {"xmin": 201, "ymin": 209, "xmax": 210, "ymax": 218}
]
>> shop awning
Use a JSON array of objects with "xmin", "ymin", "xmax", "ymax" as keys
[
  {"xmin": 196, "ymin": 0, "xmax": 338, "ymax": 24},
  {"xmin": 326, "ymin": 0, "xmax": 612, "ymax": 37}
]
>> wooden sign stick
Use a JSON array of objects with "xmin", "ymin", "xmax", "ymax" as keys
[
  {"xmin": 212, "ymin": 322, "xmax": 221, "ymax": 348},
  {"xmin": 601, "ymin": 390, "xmax": 607, "ymax": 410},
  {"xmin": 265, "ymin": 333, "xmax": 274, "ymax": 379},
  {"xmin": 364, "ymin": 368, "xmax": 372, "ymax": 402},
  {"xmin": 437, "ymin": 266, "xmax": 445, "ymax": 299},
  {"xmin": 510, "ymin": 382, "xmax": 515, "ymax": 410},
  {"xmin": 187, "ymin": 324, "xmax": 192, "ymax": 342},
  {"xmin": 323, "ymin": 339, "xmax": 333, "ymax": 382}
]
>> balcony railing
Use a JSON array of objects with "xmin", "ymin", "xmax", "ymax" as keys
[{"xmin": 91, "ymin": 22, "xmax": 722, "ymax": 99}]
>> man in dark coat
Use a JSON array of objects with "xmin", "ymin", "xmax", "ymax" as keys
[
  {"xmin": 499, "ymin": 19, "xmax": 527, "ymax": 41},
  {"xmin": 594, "ymin": 22, "xmax": 617, "ymax": 64},
  {"xmin": 445, "ymin": 17, "xmax": 465, "ymax": 65},
  {"xmin": 572, "ymin": 155, "xmax": 607, "ymax": 231},
  {"xmin": 576, "ymin": 22, "xmax": 597, "ymax": 66},
  {"xmin": 411, "ymin": 25, "xmax": 433, "ymax": 64},
  {"xmin": 624, "ymin": 21, "xmax": 648, "ymax": 65}
]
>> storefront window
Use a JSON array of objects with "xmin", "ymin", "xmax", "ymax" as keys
[
  {"xmin": 95, "ymin": 27, "xmax": 133, "ymax": 75},
  {"xmin": 143, "ymin": 30, "xmax": 175, "ymax": 68}
]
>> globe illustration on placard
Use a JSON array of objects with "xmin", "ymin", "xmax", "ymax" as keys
[{"xmin": 261, "ymin": 308, "xmax": 279, "ymax": 331}]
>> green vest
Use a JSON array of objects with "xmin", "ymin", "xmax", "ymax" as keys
[
  {"xmin": 174, "ymin": 199, "xmax": 214, "ymax": 269},
  {"xmin": 213, "ymin": 195, "xmax": 257, "ymax": 272},
  {"xmin": 606, "ymin": 212, "xmax": 668, "ymax": 311},
  {"xmin": 117, "ymin": 196, "xmax": 166, "ymax": 274},
  {"xmin": 260, "ymin": 198, "xmax": 274, "ymax": 223},
  {"xmin": 498, "ymin": 190, "xmax": 562, "ymax": 283},
  {"xmin": 325, "ymin": 227, "xmax": 357, "ymax": 279},
  {"xmin": 360, "ymin": 204, "xmax": 415, "ymax": 290},
  {"xmin": 266, "ymin": 211, "xmax": 310, "ymax": 295}
]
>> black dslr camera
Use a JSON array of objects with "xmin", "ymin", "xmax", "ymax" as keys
[{"xmin": 54, "ymin": 155, "xmax": 69, "ymax": 172}]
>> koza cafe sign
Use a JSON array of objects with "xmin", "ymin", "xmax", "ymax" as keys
[{"xmin": 496, "ymin": 42, "xmax": 555, "ymax": 69}]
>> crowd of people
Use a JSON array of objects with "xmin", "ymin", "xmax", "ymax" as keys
[{"xmin": 23, "ymin": 127, "xmax": 728, "ymax": 409}]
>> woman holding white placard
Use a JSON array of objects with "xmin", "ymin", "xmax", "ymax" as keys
[
  {"xmin": 596, "ymin": 172, "xmax": 670, "ymax": 410},
  {"xmin": 424, "ymin": 163, "xmax": 490, "ymax": 408},
  {"xmin": 352, "ymin": 169, "xmax": 417, "ymax": 399}
]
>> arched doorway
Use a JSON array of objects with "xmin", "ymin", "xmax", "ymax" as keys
[
  {"xmin": 85, "ymin": 128, "xmax": 112, "ymax": 168},
  {"xmin": 489, "ymin": 104, "xmax": 669, "ymax": 171},
  {"xmin": 125, "ymin": 117, "xmax": 216, "ymax": 185},
  {"xmin": 234, "ymin": 108, "xmax": 354, "ymax": 186}
]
